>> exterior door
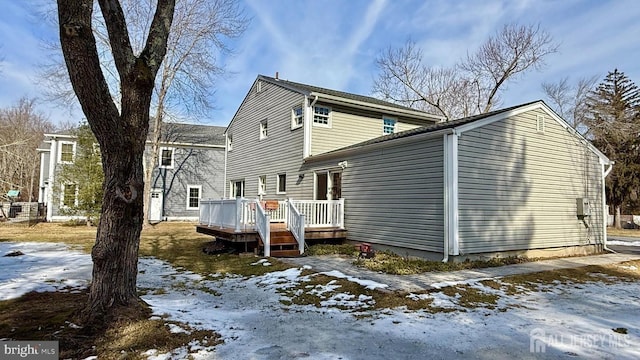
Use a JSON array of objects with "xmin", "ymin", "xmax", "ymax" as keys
[
  {"xmin": 149, "ymin": 190, "xmax": 163, "ymax": 221},
  {"xmin": 315, "ymin": 172, "xmax": 328, "ymax": 200}
]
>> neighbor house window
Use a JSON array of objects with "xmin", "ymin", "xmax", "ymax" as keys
[
  {"xmin": 383, "ymin": 117, "xmax": 397, "ymax": 135},
  {"xmin": 61, "ymin": 183, "xmax": 77, "ymax": 207},
  {"xmin": 292, "ymin": 105, "xmax": 304, "ymax": 129},
  {"xmin": 59, "ymin": 142, "xmax": 75, "ymax": 163},
  {"xmin": 258, "ymin": 175, "xmax": 267, "ymax": 195},
  {"xmin": 159, "ymin": 147, "xmax": 174, "ymax": 168},
  {"xmin": 536, "ymin": 115, "xmax": 546, "ymax": 133},
  {"xmin": 186, "ymin": 185, "xmax": 201, "ymax": 210},
  {"xmin": 260, "ymin": 120, "xmax": 268, "ymax": 139},
  {"xmin": 277, "ymin": 173, "xmax": 286, "ymax": 194},
  {"xmin": 313, "ymin": 105, "xmax": 331, "ymax": 127}
]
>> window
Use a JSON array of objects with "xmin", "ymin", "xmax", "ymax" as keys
[
  {"xmin": 59, "ymin": 142, "xmax": 75, "ymax": 163},
  {"xmin": 383, "ymin": 117, "xmax": 397, "ymax": 135},
  {"xmin": 186, "ymin": 185, "xmax": 201, "ymax": 210},
  {"xmin": 313, "ymin": 105, "xmax": 331, "ymax": 127},
  {"xmin": 536, "ymin": 115, "xmax": 546, "ymax": 133},
  {"xmin": 227, "ymin": 135, "xmax": 233, "ymax": 151},
  {"xmin": 61, "ymin": 183, "xmax": 77, "ymax": 207},
  {"xmin": 231, "ymin": 180, "xmax": 245, "ymax": 198},
  {"xmin": 277, "ymin": 173, "xmax": 286, "ymax": 194},
  {"xmin": 292, "ymin": 105, "xmax": 304, "ymax": 129},
  {"xmin": 258, "ymin": 175, "xmax": 267, "ymax": 195},
  {"xmin": 159, "ymin": 147, "xmax": 174, "ymax": 168},
  {"xmin": 260, "ymin": 120, "xmax": 268, "ymax": 139}
]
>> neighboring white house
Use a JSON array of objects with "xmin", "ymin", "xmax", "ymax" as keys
[{"xmin": 37, "ymin": 123, "xmax": 226, "ymax": 222}]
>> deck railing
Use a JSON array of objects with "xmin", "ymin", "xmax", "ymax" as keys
[
  {"xmin": 255, "ymin": 201, "xmax": 271, "ymax": 257},
  {"xmin": 291, "ymin": 199, "xmax": 344, "ymax": 228},
  {"xmin": 199, "ymin": 197, "xmax": 344, "ymax": 232},
  {"xmin": 286, "ymin": 198, "xmax": 305, "ymax": 254}
]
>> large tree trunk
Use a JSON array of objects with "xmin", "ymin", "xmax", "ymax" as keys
[
  {"xmin": 614, "ymin": 205, "xmax": 622, "ymax": 229},
  {"xmin": 57, "ymin": 0, "xmax": 174, "ymax": 327}
]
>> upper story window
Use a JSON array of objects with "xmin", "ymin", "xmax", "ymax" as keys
[
  {"xmin": 383, "ymin": 117, "xmax": 397, "ymax": 135},
  {"xmin": 260, "ymin": 120, "xmax": 268, "ymax": 139},
  {"xmin": 292, "ymin": 105, "xmax": 304, "ymax": 129},
  {"xmin": 227, "ymin": 134, "xmax": 233, "ymax": 151},
  {"xmin": 313, "ymin": 105, "xmax": 331, "ymax": 127},
  {"xmin": 59, "ymin": 142, "xmax": 75, "ymax": 163},
  {"xmin": 159, "ymin": 147, "xmax": 175, "ymax": 169}
]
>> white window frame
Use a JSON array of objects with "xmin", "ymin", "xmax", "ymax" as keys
[
  {"xmin": 58, "ymin": 141, "xmax": 76, "ymax": 164},
  {"xmin": 227, "ymin": 134, "xmax": 233, "ymax": 151},
  {"xmin": 159, "ymin": 147, "xmax": 175, "ymax": 169},
  {"xmin": 536, "ymin": 115, "xmax": 546, "ymax": 133},
  {"xmin": 230, "ymin": 180, "xmax": 245, "ymax": 198},
  {"xmin": 291, "ymin": 105, "xmax": 304, "ymax": 130},
  {"xmin": 313, "ymin": 105, "xmax": 331, "ymax": 128},
  {"xmin": 277, "ymin": 173, "xmax": 287, "ymax": 194},
  {"xmin": 60, "ymin": 183, "xmax": 78, "ymax": 208},
  {"xmin": 383, "ymin": 116, "xmax": 397, "ymax": 135},
  {"xmin": 186, "ymin": 185, "xmax": 202, "ymax": 210},
  {"xmin": 258, "ymin": 175, "xmax": 267, "ymax": 195},
  {"xmin": 260, "ymin": 119, "xmax": 268, "ymax": 140}
]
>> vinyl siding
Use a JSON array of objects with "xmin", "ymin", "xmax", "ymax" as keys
[
  {"xmin": 151, "ymin": 146, "xmax": 225, "ymax": 218},
  {"xmin": 311, "ymin": 103, "xmax": 432, "ymax": 155},
  {"xmin": 305, "ymin": 136, "xmax": 445, "ymax": 252},
  {"xmin": 457, "ymin": 109, "xmax": 604, "ymax": 254},
  {"xmin": 226, "ymin": 80, "xmax": 309, "ymax": 199}
]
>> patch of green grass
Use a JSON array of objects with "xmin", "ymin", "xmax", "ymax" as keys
[
  {"xmin": 441, "ymin": 286, "xmax": 499, "ymax": 309},
  {"xmin": 306, "ymin": 244, "xmax": 360, "ymax": 256},
  {"xmin": 354, "ymin": 250, "xmax": 531, "ymax": 275}
]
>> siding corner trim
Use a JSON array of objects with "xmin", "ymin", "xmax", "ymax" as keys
[{"xmin": 443, "ymin": 132, "xmax": 460, "ymax": 257}]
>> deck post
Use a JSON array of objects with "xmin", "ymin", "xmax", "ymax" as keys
[{"xmin": 235, "ymin": 196, "xmax": 242, "ymax": 232}]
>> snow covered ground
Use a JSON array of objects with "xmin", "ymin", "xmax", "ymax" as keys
[{"xmin": 1, "ymin": 242, "xmax": 639, "ymax": 359}]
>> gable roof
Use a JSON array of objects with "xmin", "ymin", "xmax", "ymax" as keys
[
  {"xmin": 258, "ymin": 75, "xmax": 443, "ymax": 120},
  {"xmin": 155, "ymin": 122, "xmax": 226, "ymax": 147},
  {"xmin": 305, "ymin": 100, "xmax": 611, "ymax": 164}
]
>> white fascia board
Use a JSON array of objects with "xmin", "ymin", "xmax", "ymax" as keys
[
  {"xmin": 311, "ymin": 92, "xmax": 444, "ymax": 123},
  {"xmin": 146, "ymin": 140, "xmax": 225, "ymax": 149}
]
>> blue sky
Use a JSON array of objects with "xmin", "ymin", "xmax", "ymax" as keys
[{"xmin": 1, "ymin": 0, "xmax": 639, "ymax": 127}]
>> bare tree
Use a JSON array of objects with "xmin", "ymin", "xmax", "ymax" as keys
[
  {"xmin": 373, "ymin": 24, "xmax": 558, "ymax": 121},
  {"xmin": 542, "ymin": 76, "xmax": 599, "ymax": 136},
  {"xmin": 0, "ymin": 98, "xmax": 54, "ymax": 202},
  {"xmin": 57, "ymin": 0, "xmax": 174, "ymax": 326},
  {"xmin": 41, "ymin": 0, "xmax": 247, "ymax": 224}
]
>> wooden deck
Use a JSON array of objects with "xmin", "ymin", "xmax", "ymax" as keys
[{"xmin": 195, "ymin": 223, "xmax": 347, "ymax": 243}]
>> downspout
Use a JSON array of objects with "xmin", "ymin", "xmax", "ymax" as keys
[
  {"xmin": 602, "ymin": 161, "xmax": 614, "ymax": 253},
  {"xmin": 310, "ymin": 95, "xmax": 318, "ymax": 108}
]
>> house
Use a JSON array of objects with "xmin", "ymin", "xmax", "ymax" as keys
[
  {"xmin": 199, "ymin": 75, "xmax": 612, "ymax": 260},
  {"xmin": 38, "ymin": 123, "xmax": 226, "ymax": 222}
]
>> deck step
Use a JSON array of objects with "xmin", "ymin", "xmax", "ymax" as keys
[{"xmin": 269, "ymin": 249, "xmax": 302, "ymax": 258}]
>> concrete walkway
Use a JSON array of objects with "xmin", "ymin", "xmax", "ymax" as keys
[{"xmin": 284, "ymin": 252, "xmax": 640, "ymax": 292}]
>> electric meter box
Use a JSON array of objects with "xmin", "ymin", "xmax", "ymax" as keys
[{"xmin": 576, "ymin": 198, "xmax": 591, "ymax": 217}]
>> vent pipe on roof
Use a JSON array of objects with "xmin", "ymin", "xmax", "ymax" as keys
[{"xmin": 275, "ymin": 71, "xmax": 279, "ymax": 80}]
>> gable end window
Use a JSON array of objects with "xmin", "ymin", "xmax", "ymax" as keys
[
  {"xmin": 59, "ymin": 142, "xmax": 75, "ymax": 163},
  {"xmin": 159, "ymin": 147, "xmax": 175, "ymax": 168},
  {"xmin": 277, "ymin": 173, "xmax": 286, "ymax": 194},
  {"xmin": 383, "ymin": 117, "xmax": 397, "ymax": 135},
  {"xmin": 292, "ymin": 105, "xmax": 304, "ymax": 129},
  {"xmin": 260, "ymin": 120, "xmax": 268, "ymax": 139},
  {"xmin": 186, "ymin": 185, "xmax": 202, "ymax": 210},
  {"xmin": 227, "ymin": 135, "xmax": 233, "ymax": 151},
  {"xmin": 313, "ymin": 105, "xmax": 331, "ymax": 127},
  {"xmin": 536, "ymin": 115, "xmax": 546, "ymax": 133}
]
